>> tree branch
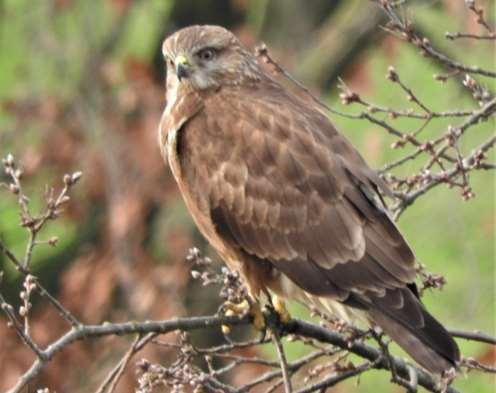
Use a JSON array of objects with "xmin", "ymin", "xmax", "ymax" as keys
[
  {"xmin": 8, "ymin": 313, "xmax": 493, "ymax": 393},
  {"xmin": 6, "ymin": 315, "xmax": 250, "ymax": 393}
]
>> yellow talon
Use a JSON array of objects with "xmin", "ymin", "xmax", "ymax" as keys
[
  {"xmin": 221, "ymin": 299, "xmax": 266, "ymax": 333},
  {"xmin": 220, "ymin": 297, "xmax": 290, "ymax": 334},
  {"xmin": 221, "ymin": 300, "xmax": 249, "ymax": 335},
  {"xmin": 251, "ymin": 302, "xmax": 265, "ymax": 331},
  {"xmin": 222, "ymin": 309, "xmax": 235, "ymax": 335},
  {"xmin": 273, "ymin": 296, "xmax": 291, "ymax": 323},
  {"xmin": 223, "ymin": 299, "xmax": 251, "ymax": 315}
]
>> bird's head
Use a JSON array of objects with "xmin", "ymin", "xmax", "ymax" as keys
[{"xmin": 162, "ymin": 25, "xmax": 262, "ymax": 92}]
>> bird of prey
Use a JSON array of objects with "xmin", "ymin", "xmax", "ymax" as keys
[{"xmin": 159, "ymin": 25, "xmax": 460, "ymax": 374}]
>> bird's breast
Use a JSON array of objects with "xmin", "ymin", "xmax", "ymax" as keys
[{"xmin": 166, "ymin": 125, "xmax": 182, "ymax": 182}]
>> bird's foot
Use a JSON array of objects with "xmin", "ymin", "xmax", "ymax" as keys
[
  {"xmin": 220, "ymin": 296, "xmax": 291, "ymax": 337},
  {"xmin": 262, "ymin": 295, "xmax": 291, "ymax": 336},
  {"xmin": 251, "ymin": 302, "xmax": 266, "ymax": 331},
  {"xmin": 271, "ymin": 295, "xmax": 291, "ymax": 324},
  {"xmin": 221, "ymin": 299, "xmax": 265, "ymax": 334}
]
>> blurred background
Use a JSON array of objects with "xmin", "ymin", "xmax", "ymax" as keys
[{"xmin": 0, "ymin": 0, "xmax": 494, "ymax": 392}]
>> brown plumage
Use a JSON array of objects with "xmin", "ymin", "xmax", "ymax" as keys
[{"xmin": 159, "ymin": 25, "xmax": 460, "ymax": 374}]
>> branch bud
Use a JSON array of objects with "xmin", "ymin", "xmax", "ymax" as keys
[
  {"xmin": 3, "ymin": 154, "xmax": 14, "ymax": 167},
  {"xmin": 71, "ymin": 171, "xmax": 83, "ymax": 185},
  {"xmin": 339, "ymin": 91, "xmax": 360, "ymax": 105},
  {"xmin": 9, "ymin": 183, "xmax": 19, "ymax": 194},
  {"xmin": 63, "ymin": 171, "xmax": 82, "ymax": 186},
  {"xmin": 386, "ymin": 66, "xmax": 398, "ymax": 82}
]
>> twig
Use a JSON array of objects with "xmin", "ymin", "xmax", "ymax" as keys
[
  {"xmin": 378, "ymin": 1, "xmax": 496, "ymax": 78},
  {"xmin": 8, "ymin": 315, "xmax": 484, "ymax": 393},
  {"xmin": 295, "ymin": 360, "xmax": 378, "ymax": 393},
  {"xmin": 446, "ymin": 32, "xmax": 496, "ymax": 41},
  {"xmin": 449, "ymin": 329, "xmax": 496, "ymax": 345},
  {"xmin": 6, "ymin": 314, "xmax": 250, "ymax": 393},
  {"xmin": 95, "ymin": 333, "xmax": 153, "ymax": 393},
  {"xmin": 236, "ymin": 349, "xmax": 338, "ymax": 393},
  {"xmin": 34, "ymin": 279, "xmax": 81, "ymax": 327},
  {"xmin": 285, "ymin": 319, "xmax": 461, "ymax": 393},
  {"xmin": 462, "ymin": 357, "xmax": 496, "ymax": 373},
  {"xmin": 0, "ymin": 292, "xmax": 47, "ymax": 361},
  {"xmin": 465, "ymin": 0, "xmax": 495, "ymax": 34},
  {"xmin": 0, "ymin": 239, "xmax": 81, "ymax": 328},
  {"xmin": 272, "ymin": 330, "xmax": 293, "ymax": 393},
  {"xmin": 407, "ymin": 365, "xmax": 419, "ymax": 393},
  {"xmin": 393, "ymin": 133, "xmax": 496, "ymax": 219}
]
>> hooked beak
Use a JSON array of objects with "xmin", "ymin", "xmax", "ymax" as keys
[{"xmin": 175, "ymin": 55, "xmax": 191, "ymax": 81}]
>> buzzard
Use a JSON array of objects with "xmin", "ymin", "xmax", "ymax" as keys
[{"xmin": 159, "ymin": 25, "xmax": 460, "ymax": 374}]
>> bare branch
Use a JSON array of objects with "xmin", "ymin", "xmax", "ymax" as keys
[
  {"xmin": 446, "ymin": 32, "xmax": 496, "ymax": 41},
  {"xmin": 5, "ymin": 315, "xmax": 251, "ymax": 393},
  {"xmin": 272, "ymin": 330, "xmax": 293, "ymax": 393},
  {"xmin": 95, "ymin": 334, "xmax": 152, "ymax": 393},
  {"xmin": 377, "ymin": 0, "xmax": 496, "ymax": 78},
  {"xmin": 449, "ymin": 329, "xmax": 496, "ymax": 345},
  {"xmin": 0, "ymin": 291, "xmax": 47, "ymax": 361},
  {"xmin": 295, "ymin": 359, "xmax": 378, "ymax": 393}
]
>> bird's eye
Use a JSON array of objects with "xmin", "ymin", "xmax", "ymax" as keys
[
  {"xmin": 166, "ymin": 57, "xmax": 174, "ymax": 67},
  {"xmin": 197, "ymin": 48, "xmax": 216, "ymax": 61}
]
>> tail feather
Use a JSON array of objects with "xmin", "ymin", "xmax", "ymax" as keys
[{"xmin": 367, "ymin": 288, "xmax": 460, "ymax": 373}]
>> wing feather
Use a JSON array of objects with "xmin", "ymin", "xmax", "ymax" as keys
[{"xmin": 179, "ymin": 83, "xmax": 416, "ymax": 296}]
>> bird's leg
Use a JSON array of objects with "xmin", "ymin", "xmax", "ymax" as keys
[
  {"xmin": 220, "ymin": 293, "xmax": 291, "ymax": 336},
  {"xmin": 263, "ymin": 291, "xmax": 291, "ymax": 329},
  {"xmin": 272, "ymin": 295, "xmax": 291, "ymax": 324},
  {"xmin": 250, "ymin": 301, "xmax": 265, "ymax": 331}
]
